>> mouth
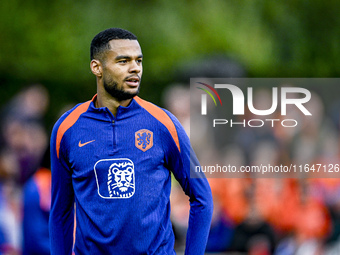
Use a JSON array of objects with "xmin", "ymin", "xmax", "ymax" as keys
[{"xmin": 125, "ymin": 76, "xmax": 140, "ymax": 87}]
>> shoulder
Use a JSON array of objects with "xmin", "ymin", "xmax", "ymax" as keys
[
  {"xmin": 134, "ymin": 96, "xmax": 185, "ymax": 153},
  {"xmin": 51, "ymin": 100, "xmax": 91, "ymax": 158},
  {"xmin": 52, "ymin": 101, "xmax": 91, "ymax": 134}
]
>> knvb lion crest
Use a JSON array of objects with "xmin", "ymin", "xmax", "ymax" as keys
[
  {"xmin": 135, "ymin": 129, "xmax": 153, "ymax": 152},
  {"xmin": 107, "ymin": 160, "xmax": 135, "ymax": 198},
  {"xmin": 94, "ymin": 158, "xmax": 135, "ymax": 199}
]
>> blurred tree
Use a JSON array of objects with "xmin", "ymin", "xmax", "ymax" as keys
[{"xmin": 1, "ymin": 0, "xmax": 340, "ymax": 129}]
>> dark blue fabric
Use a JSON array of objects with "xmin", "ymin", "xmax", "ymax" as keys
[{"xmin": 23, "ymin": 178, "xmax": 50, "ymax": 255}]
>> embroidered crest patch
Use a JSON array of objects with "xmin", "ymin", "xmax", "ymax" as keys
[
  {"xmin": 94, "ymin": 158, "xmax": 135, "ymax": 199},
  {"xmin": 135, "ymin": 129, "xmax": 153, "ymax": 152}
]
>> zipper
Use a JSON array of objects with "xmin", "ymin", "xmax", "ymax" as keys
[
  {"xmin": 105, "ymin": 109, "xmax": 116, "ymax": 155},
  {"xmin": 112, "ymin": 119, "xmax": 116, "ymax": 151}
]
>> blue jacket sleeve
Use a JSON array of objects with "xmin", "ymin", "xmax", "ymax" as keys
[
  {"xmin": 164, "ymin": 111, "xmax": 213, "ymax": 255},
  {"xmin": 49, "ymin": 119, "xmax": 75, "ymax": 255}
]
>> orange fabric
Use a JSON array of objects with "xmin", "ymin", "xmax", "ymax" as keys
[
  {"xmin": 273, "ymin": 180, "xmax": 300, "ymax": 231},
  {"xmin": 34, "ymin": 167, "xmax": 52, "ymax": 211},
  {"xmin": 252, "ymin": 178, "xmax": 331, "ymax": 239},
  {"xmin": 294, "ymin": 198, "xmax": 330, "ymax": 241},
  {"xmin": 209, "ymin": 178, "xmax": 250, "ymax": 223},
  {"xmin": 56, "ymin": 101, "xmax": 91, "ymax": 158},
  {"xmin": 134, "ymin": 96, "xmax": 181, "ymax": 152},
  {"xmin": 253, "ymin": 179, "xmax": 300, "ymax": 232}
]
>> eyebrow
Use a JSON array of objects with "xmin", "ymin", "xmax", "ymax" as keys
[{"xmin": 115, "ymin": 54, "xmax": 143, "ymax": 60}]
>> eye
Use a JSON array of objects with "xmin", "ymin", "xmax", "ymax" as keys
[
  {"xmin": 136, "ymin": 59, "xmax": 142, "ymax": 64},
  {"xmin": 112, "ymin": 168, "xmax": 120, "ymax": 174},
  {"xmin": 118, "ymin": 60, "xmax": 127, "ymax": 64}
]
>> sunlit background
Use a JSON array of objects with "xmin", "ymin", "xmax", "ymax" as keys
[{"xmin": 1, "ymin": 1, "xmax": 340, "ymax": 254}]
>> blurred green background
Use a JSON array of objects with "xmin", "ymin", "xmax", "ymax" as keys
[{"xmin": 1, "ymin": 0, "xmax": 340, "ymax": 130}]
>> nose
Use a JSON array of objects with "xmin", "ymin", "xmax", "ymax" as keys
[
  {"xmin": 129, "ymin": 60, "xmax": 142, "ymax": 74},
  {"xmin": 120, "ymin": 174, "xmax": 126, "ymax": 182}
]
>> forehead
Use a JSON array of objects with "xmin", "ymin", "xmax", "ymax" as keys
[{"xmin": 107, "ymin": 39, "xmax": 142, "ymax": 57}]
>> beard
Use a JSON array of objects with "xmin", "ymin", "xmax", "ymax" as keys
[{"xmin": 103, "ymin": 76, "xmax": 140, "ymax": 101}]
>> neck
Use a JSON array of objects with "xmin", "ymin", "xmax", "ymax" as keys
[
  {"xmin": 95, "ymin": 83, "xmax": 133, "ymax": 116},
  {"xmin": 95, "ymin": 92, "xmax": 132, "ymax": 116}
]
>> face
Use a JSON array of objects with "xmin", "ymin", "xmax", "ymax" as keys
[
  {"xmin": 113, "ymin": 168, "xmax": 133, "ymax": 189},
  {"xmin": 100, "ymin": 39, "xmax": 143, "ymax": 101}
]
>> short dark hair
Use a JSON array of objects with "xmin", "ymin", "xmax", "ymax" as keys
[{"xmin": 90, "ymin": 28, "xmax": 137, "ymax": 60}]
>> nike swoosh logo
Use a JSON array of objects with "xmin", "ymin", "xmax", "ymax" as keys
[{"xmin": 78, "ymin": 140, "xmax": 95, "ymax": 147}]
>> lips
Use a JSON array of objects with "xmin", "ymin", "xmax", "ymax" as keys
[{"xmin": 125, "ymin": 76, "xmax": 140, "ymax": 87}]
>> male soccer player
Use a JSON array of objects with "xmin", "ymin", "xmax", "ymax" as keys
[{"xmin": 49, "ymin": 28, "xmax": 213, "ymax": 254}]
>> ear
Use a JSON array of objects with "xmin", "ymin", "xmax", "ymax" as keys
[{"xmin": 90, "ymin": 59, "xmax": 103, "ymax": 78}]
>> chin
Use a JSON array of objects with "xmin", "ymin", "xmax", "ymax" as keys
[{"xmin": 126, "ymin": 87, "xmax": 140, "ymax": 95}]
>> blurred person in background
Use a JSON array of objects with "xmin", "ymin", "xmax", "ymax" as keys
[
  {"xmin": 0, "ymin": 84, "xmax": 49, "ymax": 185},
  {"xmin": 0, "ymin": 151, "xmax": 21, "ymax": 254},
  {"xmin": 230, "ymin": 202, "xmax": 276, "ymax": 254},
  {"xmin": 0, "ymin": 84, "xmax": 50, "ymax": 254},
  {"xmin": 23, "ymin": 147, "xmax": 51, "ymax": 255},
  {"xmin": 0, "ymin": 84, "xmax": 49, "ymax": 254},
  {"xmin": 205, "ymin": 196, "xmax": 234, "ymax": 253}
]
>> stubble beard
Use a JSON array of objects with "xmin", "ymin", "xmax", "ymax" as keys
[{"xmin": 103, "ymin": 76, "xmax": 140, "ymax": 101}]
